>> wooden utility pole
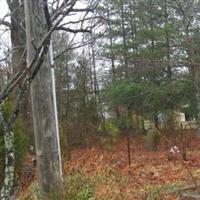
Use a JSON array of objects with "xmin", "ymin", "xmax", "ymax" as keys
[{"xmin": 24, "ymin": 0, "xmax": 63, "ymax": 198}]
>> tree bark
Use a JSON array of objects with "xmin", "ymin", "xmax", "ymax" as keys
[
  {"xmin": 119, "ymin": 0, "xmax": 129, "ymax": 79},
  {"xmin": 0, "ymin": 110, "xmax": 15, "ymax": 200},
  {"xmin": 0, "ymin": 1, "xmax": 25, "ymax": 198},
  {"xmin": 24, "ymin": 0, "xmax": 63, "ymax": 198},
  {"xmin": 7, "ymin": 0, "xmax": 26, "ymax": 73}
]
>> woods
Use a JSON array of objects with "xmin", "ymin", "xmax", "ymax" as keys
[{"xmin": 1, "ymin": 0, "xmax": 200, "ymax": 199}]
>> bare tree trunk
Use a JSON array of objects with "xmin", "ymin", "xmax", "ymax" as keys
[
  {"xmin": 91, "ymin": 42, "xmax": 104, "ymax": 122},
  {"xmin": 106, "ymin": 0, "xmax": 121, "ymax": 118},
  {"xmin": 24, "ymin": 0, "xmax": 63, "ymax": 198},
  {"xmin": 0, "ymin": 110, "xmax": 15, "ymax": 200},
  {"xmin": 106, "ymin": 0, "xmax": 116, "ymax": 80},
  {"xmin": 7, "ymin": 0, "xmax": 26, "ymax": 73},
  {"xmin": 0, "ymin": 1, "xmax": 24, "ymax": 198},
  {"xmin": 119, "ymin": 0, "xmax": 129, "ymax": 79}
]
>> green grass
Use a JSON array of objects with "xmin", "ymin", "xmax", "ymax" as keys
[{"xmin": 145, "ymin": 182, "xmax": 182, "ymax": 200}]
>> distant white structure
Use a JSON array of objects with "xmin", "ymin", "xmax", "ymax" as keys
[
  {"xmin": 104, "ymin": 108, "xmax": 197, "ymax": 130},
  {"xmin": 104, "ymin": 110, "xmax": 116, "ymax": 119}
]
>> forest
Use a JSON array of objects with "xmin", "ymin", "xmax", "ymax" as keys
[{"xmin": 1, "ymin": 0, "xmax": 200, "ymax": 199}]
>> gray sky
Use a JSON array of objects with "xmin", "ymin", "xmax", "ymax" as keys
[
  {"xmin": 0, "ymin": 0, "xmax": 96, "ymax": 61},
  {"xmin": 0, "ymin": 0, "xmax": 92, "ymax": 44},
  {"xmin": 0, "ymin": 0, "xmax": 10, "ymax": 61},
  {"xmin": 0, "ymin": 0, "xmax": 8, "ymax": 18}
]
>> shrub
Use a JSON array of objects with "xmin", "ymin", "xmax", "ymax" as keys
[
  {"xmin": 0, "ymin": 100, "xmax": 28, "ymax": 187},
  {"xmin": 99, "ymin": 120, "xmax": 119, "ymax": 151},
  {"xmin": 64, "ymin": 171, "xmax": 95, "ymax": 200},
  {"xmin": 145, "ymin": 128, "xmax": 160, "ymax": 151}
]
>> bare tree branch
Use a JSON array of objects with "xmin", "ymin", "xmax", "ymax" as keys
[
  {"xmin": 0, "ymin": 19, "xmax": 11, "ymax": 28},
  {"xmin": 0, "ymin": 0, "xmax": 85, "ymax": 105},
  {"xmin": 43, "ymin": 0, "xmax": 52, "ymax": 29},
  {"xmin": 56, "ymin": 26, "xmax": 92, "ymax": 33}
]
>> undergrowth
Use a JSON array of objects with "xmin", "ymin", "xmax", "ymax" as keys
[
  {"xmin": 145, "ymin": 182, "xmax": 182, "ymax": 200},
  {"xmin": 17, "ymin": 169, "xmax": 128, "ymax": 200}
]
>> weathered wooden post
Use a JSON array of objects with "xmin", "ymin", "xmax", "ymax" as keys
[{"xmin": 24, "ymin": 0, "xmax": 63, "ymax": 198}]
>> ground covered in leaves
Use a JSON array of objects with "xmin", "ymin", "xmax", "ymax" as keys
[{"xmin": 17, "ymin": 131, "xmax": 200, "ymax": 199}]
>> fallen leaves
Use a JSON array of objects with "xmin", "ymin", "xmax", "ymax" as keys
[
  {"xmin": 62, "ymin": 136, "xmax": 200, "ymax": 199},
  {"xmin": 17, "ymin": 132, "xmax": 200, "ymax": 199}
]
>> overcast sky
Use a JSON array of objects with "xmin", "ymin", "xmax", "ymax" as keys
[
  {"xmin": 0, "ymin": 0, "xmax": 98, "ymax": 63},
  {"xmin": 0, "ymin": 0, "xmax": 10, "ymax": 60},
  {"xmin": 0, "ymin": 0, "xmax": 8, "ymax": 18},
  {"xmin": 0, "ymin": 0, "xmax": 88, "ymax": 47}
]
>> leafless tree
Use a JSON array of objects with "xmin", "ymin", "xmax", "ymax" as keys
[{"xmin": 0, "ymin": 0, "xmax": 97, "ymax": 199}]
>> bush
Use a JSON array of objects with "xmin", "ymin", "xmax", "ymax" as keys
[
  {"xmin": 14, "ymin": 119, "xmax": 29, "ymax": 173},
  {"xmin": 64, "ymin": 171, "xmax": 95, "ymax": 200},
  {"xmin": 0, "ymin": 100, "xmax": 28, "ymax": 187},
  {"xmin": 145, "ymin": 128, "xmax": 160, "ymax": 151},
  {"xmin": 99, "ymin": 120, "xmax": 119, "ymax": 151}
]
